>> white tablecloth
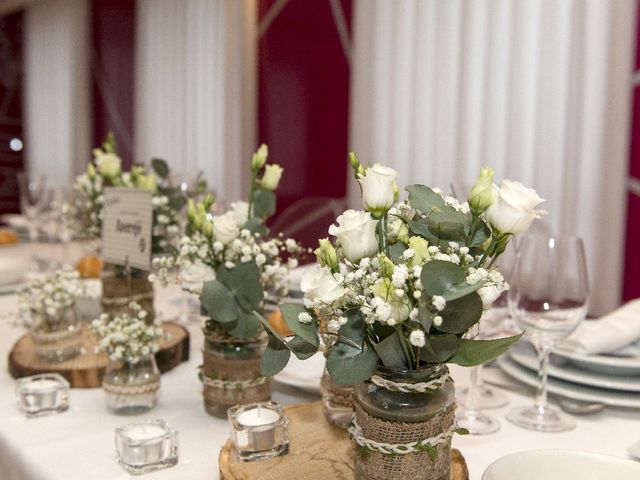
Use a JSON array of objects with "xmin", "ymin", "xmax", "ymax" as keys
[{"xmin": 0, "ymin": 284, "xmax": 639, "ymax": 479}]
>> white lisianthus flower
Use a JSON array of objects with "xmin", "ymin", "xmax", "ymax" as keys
[
  {"xmin": 180, "ymin": 261, "xmax": 216, "ymax": 294},
  {"xmin": 260, "ymin": 164, "xmax": 284, "ymax": 191},
  {"xmin": 409, "ymin": 330, "xmax": 426, "ymax": 347},
  {"xmin": 300, "ymin": 266, "xmax": 345, "ymax": 308},
  {"xmin": 358, "ymin": 164, "xmax": 398, "ymax": 217},
  {"xmin": 328, "ymin": 209, "xmax": 379, "ymax": 263},
  {"xmin": 371, "ymin": 278, "xmax": 411, "ymax": 323},
  {"xmin": 486, "ymin": 180, "xmax": 547, "ymax": 235},
  {"xmin": 95, "ymin": 153, "xmax": 121, "ymax": 177},
  {"xmin": 212, "ymin": 212, "xmax": 240, "ymax": 245},
  {"xmin": 229, "ymin": 201, "xmax": 249, "ymax": 226},
  {"xmin": 477, "ymin": 281, "xmax": 509, "ymax": 309}
]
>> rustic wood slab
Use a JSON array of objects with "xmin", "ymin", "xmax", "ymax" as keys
[
  {"xmin": 8, "ymin": 322, "xmax": 189, "ymax": 388},
  {"xmin": 219, "ymin": 401, "xmax": 469, "ymax": 480}
]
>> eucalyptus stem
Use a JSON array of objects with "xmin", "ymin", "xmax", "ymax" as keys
[{"xmin": 466, "ymin": 213, "xmax": 479, "ymax": 246}]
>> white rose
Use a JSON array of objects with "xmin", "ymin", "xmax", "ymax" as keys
[
  {"xmin": 328, "ymin": 209, "xmax": 379, "ymax": 263},
  {"xmin": 486, "ymin": 180, "xmax": 547, "ymax": 235},
  {"xmin": 260, "ymin": 164, "xmax": 284, "ymax": 191},
  {"xmin": 300, "ymin": 266, "xmax": 345, "ymax": 308},
  {"xmin": 180, "ymin": 261, "xmax": 216, "ymax": 294},
  {"xmin": 358, "ymin": 164, "xmax": 398, "ymax": 217},
  {"xmin": 95, "ymin": 153, "xmax": 121, "ymax": 177},
  {"xmin": 212, "ymin": 212, "xmax": 240, "ymax": 245},
  {"xmin": 229, "ymin": 201, "xmax": 249, "ymax": 226}
]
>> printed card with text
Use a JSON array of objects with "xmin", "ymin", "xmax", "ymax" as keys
[{"xmin": 102, "ymin": 187, "xmax": 153, "ymax": 270}]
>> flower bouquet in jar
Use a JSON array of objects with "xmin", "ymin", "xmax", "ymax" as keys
[
  {"xmin": 261, "ymin": 154, "xmax": 545, "ymax": 480},
  {"xmin": 153, "ymin": 144, "xmax": 304, "ymax": 417}
]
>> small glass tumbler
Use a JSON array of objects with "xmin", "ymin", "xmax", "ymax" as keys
[
  {"xmin": 15, "ymin": 373, "xmax": 70, "ymax": 417},
  {"xmin": 227, "ymin": 401, "xmax": 289, "ymax": 461},
  {"xmin": 115, "ymin": 419, "xmax": 178, "ymax": 475}
]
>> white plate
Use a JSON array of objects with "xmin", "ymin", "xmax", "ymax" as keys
[
  {"xmin": 498, "ymin": 356, "xmax": 640, "ymax": 408},
  {"xmin": 552, "ymin": 347, "xmax": 640, "ymax": 377},
  {"xmin": 483, "ymin": 450, "xmax": 640, "ymax": 480},
  {"xmin": 274, "ymin": 352, "xmax": 325, "ymax": 393},
  {"xmin": 510, "ymin": 343, "xmax": 640, "ymax": 392}
]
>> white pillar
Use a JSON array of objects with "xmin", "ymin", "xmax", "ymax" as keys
[
  {"xmin": 135, "ymin": 0, "xmax": 257, "ymax": 201},
  {"xmin": 23, "ymin": 0, "xmax": 90, "ymax": 186},
  {"xmin": 350, "ymin": 0, "xmax": 637, "ymax": 314}
]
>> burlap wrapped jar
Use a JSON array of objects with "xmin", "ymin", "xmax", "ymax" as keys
[
  {"xmin": 30, "ymin": 307, "xmax": 83, "ymax": 363},
  {"xmin": 100, "ymin": 263, "xmax": 155, "ymax": 321},
  {"xmin": 350, "ymin": 364, "xmax": 456, "ymax": 480},
  {"xmin": 200, "ymin": 328, "xmax": 271, "ymax": 418},
  {"xmin": 320, "ymin": 367, "xmax": 356, "ymax": 428}
]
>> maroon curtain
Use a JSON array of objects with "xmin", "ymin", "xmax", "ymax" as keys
[{"xmin": 258, "ymin": 0, "xmax": 352, "ymax": 216}]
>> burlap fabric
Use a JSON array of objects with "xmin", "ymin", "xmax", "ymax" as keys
[
  {"xmin": 354, "ymin": 403, "xmax": 455, "ymax": 480},
  {"xmin": 101, "ymin": 269, "xmax": 155, "ymax": 321},
  {"xmin": 201, "ymin": 333, "xmax": 271, "ymax": 416},
  {"xmin": 320, "ymin": 369, "xmax": 355, "ymax": 409}
]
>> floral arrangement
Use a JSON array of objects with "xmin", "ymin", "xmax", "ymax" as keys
[
  {"xmin": 91, "ymin": 302, "xmax": 164, "ymax": 363},
  {"xmin": 153, "ymin": 144, "xmax": 304, "ymax": 339},
  {"xmin": 16, "ymin": 268, "xmax": 84, "ymax": 330},
  {"xmin": 74, "ymin": 132, "xmax": 187, "ymax": 255},
  {"xmin": 261, "ymin": 155, "xmax": 545, "ymax": 384}
]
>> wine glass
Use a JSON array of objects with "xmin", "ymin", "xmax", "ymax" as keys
[
  {"xmin": 506, "ymin": 234, "xmax": 589, "ymax": 432},
  {"xmin": 17, "ymin": 172, "xmax": 47, "ymax": 243}
]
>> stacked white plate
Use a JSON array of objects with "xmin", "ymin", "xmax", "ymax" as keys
[{"xmin": 499, "ymin": 341, "xmax": 640, "ymax": 408}]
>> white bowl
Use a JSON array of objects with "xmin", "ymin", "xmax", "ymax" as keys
[
  {"xmin": 483, "ymin": 450, "xmax": 640, "ymax": 480},
  {"xmin": 0, "ymin": 245, "xmax": 29, "ymax": 286}
]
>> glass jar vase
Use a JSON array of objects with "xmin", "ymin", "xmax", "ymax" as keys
[
  {"xmin": 200, "ymin": 329, "xmax": 271, "ymax": 418},
  {"xmin": 102, "ymin": 355, "xmax": 161, "ymax": 415},
  {"xmin": 101, "ymin": 263, "xmax": 155, "ymax": 321},
  {"xmin": 320, "ymin": 367, "xmax": 355, "ymax": 429},
  {"xmin": 352, "ymin": 364, "xmax": 455, "ymax": 480},
  {"xmin": 30, "ymin": 307, "xmax": 83, "ymax": 363}
]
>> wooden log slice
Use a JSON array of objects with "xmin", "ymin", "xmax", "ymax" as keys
[
  {"xmin": 8, "ymin": 322, "xmax": 189, "ymax": 388},
  {"xmin": 219, "ymin": 401, "xmax": 469, "ymax": 480}
]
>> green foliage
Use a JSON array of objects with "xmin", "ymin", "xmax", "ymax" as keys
[
  {"xmin": 252, "ymin": 189, "xmax": 276, "ymax": 220},
  {"xmin": 421, "ymin": 260, "xmax": 485, "ymax": 301},
  {"xmin": 420, "ymin": 334, "xmax": 459, "ymax": 363},
  {"xmin": 373, "ymin": 332, "xmax": 408, "ymax": 369},
  {"xmin": 261, "ymin": 333, "xmax": 291, "ymax": 376},
  {"xmin": 151, "ymin": 158, "xmax": 169, "ymax": 178},
  {"xmin": 436, "ymin": 292, "xmax": 484, "ymax": 334},
  {"xmin": 199, "ymin": 280, "xmax": 238, "ymax": 323},
  {"xmin": 449, "ymin": 333, "xmax": 524, "ymax": 367},
  {"xmin": 280, "ymin": 304, "xmax": 319, "ymax": 347},
  {"xmin": 326, "ymin": 340, "xmax": 378, "ymax": 385}
]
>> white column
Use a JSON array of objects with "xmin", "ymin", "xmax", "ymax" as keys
[
  {"xmin": 135, "ymin": 0, "xmax": 257, "ymax": 201},
  {"xmin": 23, "ymin": 0, "xmax": 90, "ymax": 186},
  {"xmin": 350, "ymin": 0, "xmax": 637, "ymax": 314}
]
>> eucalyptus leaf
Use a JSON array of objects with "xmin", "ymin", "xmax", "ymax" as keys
[
  {"xmin": 280, "ymin": 303, "xmax": 319, "ymax": 347},
  {"xmin": 227, "ymin": 308, "xmax": 261, "ymax": 338},
  {"xmin": 388, "ymin": 242, "xmax": 406, "ymax": 264},
  {"xmin": 261, "ymin": 335, "xmax": 291, "ymax": 376},
  {"xmin": 469, "ymin": 220, "xmax": 491, "ymax": 247},
  {"xmin": 421, "ymin": 260, "xmax": 466, "ymax": 296},
  {"xmin": 436, "ymin": 292, "xmax": 483, "ymax": 334},
  {"xmin": 373, "ymin": 332, "xmax": 408, "ymax": 369},
  {"xmin": 252, "ymin": 189, "xmax": 276, "ymax": 220},
  {"xmin": 420, "ymin": 334, "xmax": 459, "ymax": 363},
  {"xmin": 327, "ymin": 341, "xmax": 379, "ymax": 385},
  {"xmin": 168, "ymin": 194, "xmax": 187, "ymax": 212},
  {"xmin": 449, "ymin": 333, "xmax": 524, "ymax": 367},
  {"xmin": 242, "ymin": 217, "xmax": 268, "ymax": 235},
  {"xmin": 151, "ymin": 158, "xmax": 169, "ymax": 178},
  {"xmin": 287, "ymin": 336, "xmax": 319, "ymax": 360},
  {"xmin": 338, "ymin": 311, "xmax": 367, "ymax": 346},
  {"xmin": 217, "ymin": 262, "xmax": 263, "ymax": 310},
  {"xmin": 199, "ymin": 280, "xmax": 238, "ymax": 323},
  {"xmin": 409, "ymin": 220, "xmax": 438, "ymax": 244}
]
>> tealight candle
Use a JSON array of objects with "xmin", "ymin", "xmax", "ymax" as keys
[
  {"xmin": 15, "ymin": 373, "xmax": 69, "ymax": 417},
  {"xmin": 228, "ymin": 401, "xmax": 289, "ymax": 461},
  {"xmin": 115, "ymin": 419, "xmax": 178, "ymax": 475}
]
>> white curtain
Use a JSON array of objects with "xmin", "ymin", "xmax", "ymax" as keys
[
  {"xmin": 349, "ymin": 0, "xmax": 636, "ymax": 314},
  {"xmin": 23, "ymin": 0, "xmax": 90, "ymax": 186},
  {"xmin": 135, "ymin": 0, "xmax": 257, "ymax": 201}
]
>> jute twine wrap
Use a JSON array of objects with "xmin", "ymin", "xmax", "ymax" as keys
[
  {"xmin": 102, "ymin": 376, "xmax": 160, "ymax": 396},
  {"xmin": 31, "ymin": 325, "xmax": 83, "ymax": 358},
  {"xmin": 201, "ymin": 332, "xmax": 271, "ymax": 412},
  {"xmin": 353, "ymin": 403, "xmax": 455, "ymax": 480},
  {"xmin": 321, "ymin": 369, "xmax": 355, "ymax": 409},
  {"xmin": 101, "ymin": 273, "xmax": 155, "ymax": 321}
]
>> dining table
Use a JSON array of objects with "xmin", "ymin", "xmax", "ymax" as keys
[{"xmin": 0, "ymin": 250, "xmax": 639, "ymax": 479}]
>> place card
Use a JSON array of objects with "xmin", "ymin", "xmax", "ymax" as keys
[{"xmin": 101, "ymin": 188, "xmax": 153, "ymax": 270}]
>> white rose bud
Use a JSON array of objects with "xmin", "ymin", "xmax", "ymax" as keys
[
  {"xmin": 468, "ymin": 167, "xmax": 495, "ymax": 214},
  {"xmin": 260, "ymin": 164, "xmax": 284, "ymax": 191},
  {"xmin": 95, "ymin": 153, "xmax": 121, "ymax": 177},
  {"xmin": 251, "ymin": 143, "xmax": 268, "ymax": 171},
  {"xmin": 358, "ymin": 164, "xmax": 399, "ymax": 217},
  {"xmin": 212, "ymin": 212, "xmax": 240, "ymax": 245},
  {"xmin": 179, "ymin": 261, "xmax": 216, "ymax": 294},
  {"xmin": 300, "ymin": 266, "xmax": 346, "ymax": 308},
  {"xmin": 328, "ymin": 209, "xmax": 379, "ymax": 263},
  {"xmin": 486, "ymin": 179, "xmax": 547, "ymax": 235}
]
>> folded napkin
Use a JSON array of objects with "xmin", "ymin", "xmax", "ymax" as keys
[{"xmin": 560, "ymin": 298, "xmax": 640, "ymax": 356}]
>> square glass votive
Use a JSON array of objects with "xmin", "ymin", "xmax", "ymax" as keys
[
  {"xmin": 115, "ymin": 419, "xmax": 178, "ymax": 475},
  {"xmin": 228, "ymin": 401, "xmax": 289, "ymax": 462},
  {"xmin": 15, "ymin": 373, "xmax": 70, "ymax": 417}
]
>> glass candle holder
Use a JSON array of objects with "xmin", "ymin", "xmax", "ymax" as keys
[
  {"xmin": 115, "ymin": 419, "xmax": 178, "ymax": 475},
  {"xmin": 15, "ymin": 373, "xmax": 70, "ymax": 417},
  {"xmin": 227, "ymin": 401, "xmax": 289, "ymax": 461}
]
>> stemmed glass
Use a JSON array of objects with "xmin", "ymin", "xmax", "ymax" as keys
[
  {"xmin": 17, "ymin": 173, "xmax": 47, "ymax": 244},
  {"xmin": 506, "ymin": 235, "xmax": 589, "ymax": 432}
]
